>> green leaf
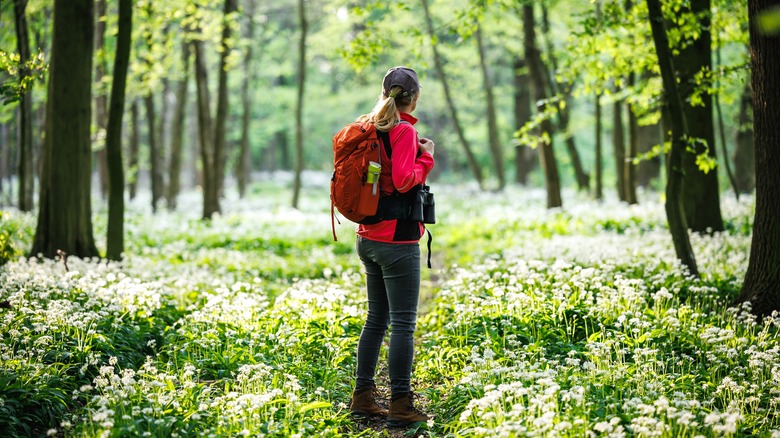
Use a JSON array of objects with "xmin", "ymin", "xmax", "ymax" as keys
[
  {"xmin": 299, "ymin": 401, "xmax": 331, "ymax": 414},
  {"xmin": 758, "ymin": 6, "xmax": 780, "ymax": 35}
]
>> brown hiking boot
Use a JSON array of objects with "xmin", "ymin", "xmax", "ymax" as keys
[
  {"xmin": 349, "ymin": 385, "xmax": 388, "ymax": 418},
  {"xmin": 387, "ymin": 392, "xmax": 429, "ymax": 427}
]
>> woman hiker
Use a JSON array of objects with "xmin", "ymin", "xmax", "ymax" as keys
[{"xmin": 348, "ymin": 66, "xmax": 435, "ymax": 427}]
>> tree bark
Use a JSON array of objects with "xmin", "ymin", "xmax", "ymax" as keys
[
  {"xmin": 420, "ymin": 0, "xmax": 484, "ymax": 188},
  {"xmin": 291, "ymin": 0, "xmax": 306, "ymax": 209},
  {"xmin": 513, "ymin": 57, "xmax": 536, "ymax": 185},
  {"xmin": 14, "ymin": 0, "xmax": 34, "ymax": 212},
  {"xmin": 475, "ymin": 24, "xmax": 505, "ymax": 189},
  {"xmin": 674, "ymin": 0, "xmax": 723, "ymax": 233},
  {"xmin": 144, "ymin": 94, "xmax": 164, "ymax": 212},
  {"xmin": 541, "ymin": 5, "xmax": 589, "ymax": 191},
  {"xmin": 625, "ymin": 74, "xmax": 639, "ymax": 205},
  {"xmin": 94, "ymin": 0, "xmax": 109, "ymax": 199},
  {"xmin": 128, "ymin": 100, "xmax": 140, "ymax": 200},
  {"xmin": 595, "ymin": 93, "xmax": 603, "ymax": 200},
  {"xmin": 0, "ymin": 124, "xmax": 8, "ymax": 198},
  {"xmin": 733, "ymin": 84, "xmax": 755, "ymax": 193},
  {"xmin": 31, "ymin": 0, "xmax": 99, "ymax": 259},
  {"xmin": 714, "ymin": 36, "xmax": 740, "ymax": 200},
  {"xmin": 612, "ymin": 89, "xmax": 627, "ymax": 202},
  {"xmin": 167, "ymin": 41, "xmax": 190, "ymax": 210},
  {"xmin": 194, "ymin": 38, "xmax": 220, "ymax": 218},
  {"xmin": 524, "ymin": 4, "xmax": 561, "ymax": 209},
  {"xmin": 636, "ymin": 120, "xmax": 661, "ymax": 187},
  {"xmin": 735, "ymin": 0, "xmax": 780, "ymax": 317},
  {"xmin": 105, "ymin": 0, "xmax": 132, "ymax": 261},
  {"xmin": 214, "ymin": 0, "xmax": 238, "ymax": 198},
  {"xmin": 237, "ymin": 0, "xmax": 256, "ymax": 199},
  {"xmin": 143, "ymin": 3, "xmax": 164, "ymax": 212},
  {"xmin": 646, "ymin": 0, "xmax": 698, "ymax": 276}
]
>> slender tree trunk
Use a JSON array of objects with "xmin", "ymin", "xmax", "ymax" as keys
[
  {"xmin": 523, "ymin": 4, "xmax": 561, "ymax": 208},
  {"xmin": 595, "ymin": 93, "xmax": 603, "ymax": 200},
  {"xmin": 475, "ymin": 24, "xmax": 505, "ymax": 189},
  {"xmin": 636, "ymin": 120, "xmax": 661, "ymax": 187},
  {"xmin": 0, "ymin": 124, "xmax": 8, "ymax": 199},
  {"xmin": 167, "ymin": 41, "xmax": 190, "ymax": 210},
  {"xmin": 421, "ymin": 0, "xmax": 483, "ymax": 188},
  {"xmin": 94, "ymin": 0, "xmax": 109, "ymax": 199},
  {"xmin": 540, "ymin": 5, "xmax": 589, "ymax": 191},
  {"xmin": 646, "ymin": 0, "xmax": 698, "ymax": 276},
  {"xmin": 31, "ymin": 0, "xmax": 99, "ymax": 258},
  {"xmin": 144, "ymin": 95, "xmax": 163, "ymax": 212},
  {"xmin": 736, "ymin": 0, "xmax": 780, "ymax": 316},
  {"xmin": 733, "ymin": 84, "xmax": 755, "ymax": 193},
  {"xmin": 143, "ymin": 4, "xmax": 163, "ymax": 212},
  {"xmin": 194, "ymin": 39, "xmax": 219, "ymax": 218},
  {"xmin": 713, "ymin": 35, "xmax": 739, "ymax": 200},
  {"xmin": 128, "ymin": 100, "xmax": 140, "ymax": 200},
  {"xmin": 106, "ymin": 0, "xmax": 132, "ymax": 261},
  {"xmin": 14, "ymin": 0, "xmax": 34, "ymax": 212},
  {"xmin": 291, "ymin": 0, "xmax": 306, "ymax": 209},
  {"xmin": 674, "ymin": 0, "xmax": 723, "ymax": 233},
  {"xmin": 214, "ymin": 0, "xmax": 237, "ymax": 198},
  {"xmin": 238, "ymin": 0, "xmax": 256, "ymax": 199},
  {"xmin": 625, "ymin": 74, "xmax": 639, "ymax": 205},
  {"xmin": 268, "ymin": 133, "xmax": 281, "ymax": 171},
  {"xmin": 513, "ymin": 57, "xmax": 536, "ymax": 185},
  {"xmin": 613, "ymin": 89, "xmax": 627, "ymax": 201}
]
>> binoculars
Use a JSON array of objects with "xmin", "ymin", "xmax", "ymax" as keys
[{"xmin": 409, "ymin": 185, "xmax": 435, "ymax": 224}]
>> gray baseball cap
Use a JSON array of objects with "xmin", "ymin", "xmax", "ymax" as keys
[{"xmin": 382, "ymin": 66, "xmax": 421, "ymax": 98}]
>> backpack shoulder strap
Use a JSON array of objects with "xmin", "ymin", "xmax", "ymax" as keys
[{"xmin": 377, "ymin": 120, "xmax": 412, "ymax": 159}]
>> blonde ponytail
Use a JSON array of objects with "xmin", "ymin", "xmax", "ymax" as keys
[{"xmin": 357, "ymin": 86, "xmax": 416, "ymax": 132}]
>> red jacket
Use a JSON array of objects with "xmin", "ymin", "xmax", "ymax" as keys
[{"xmin": 357, "ymin": 112, "xmax": 434, "ymax": 243}]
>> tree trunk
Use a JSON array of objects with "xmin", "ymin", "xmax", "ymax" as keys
[
  {"xmin": 237, "ymin": 0, "xmax": 256, "ymax": 199},
  {"xmin": 291, "ymin": 0, "xmax": 306, "ymax": 209},
  {"xmin": 143, "ymin": 4, "xmax": 164, "ymax": 212},
  {"xmin": 733, "ymin": 84, "xmax": 755, "ymax": 193},
  {"xmin": 636, "ymin": 121, "xmax": 661, "ymax": 187},
  {"xmin": 625, "ymin": 74, "xmax": 639, "ymax": 205},
  {"xmin": 540, "ymin": 5, "xmax": 589, "ymax": 191},
  {"xmin": 31, "ymin": 0, "xmax": 99, "ymax": 259},
  {"xmin": 714, "ymin": 35, "xmax": 740, "ymax": 200},
  {"xmin": 475, "ymin": 24, "xmax": 505, "ymax": 189},
  {"xmin": 523, "ymin": 4, "xmax": 561, "ymax": 209},
  {"xmin": 94, "ymin": 0, "xmax": 109, "ymax": 199},
  {"xmin": 194, "ymin": 39, "xmax": 220, "ymax": 218},
  {"xmin": 214, "ymin": 0, "xmax": 238, "ymax": 198},
  {"xmin": 595, "ymin": 93, "xmax": 603, "ymax": 200},
  {"xmin": 646, "ymin": 0, "xmax": 698, "ymax": 276},
  {"xmin": 144, "ymin": 95, "xmax": 163, "ymax": 212},
  {"xmin": 105, "ymin": 0, "xmax": 131, "ymax": 261},
  {"xmin": 513, "ymin": 57, "xmax": 536, "ymax": 185},
  {"xmin": 128, "ymin": 100, "xmax": 140, "ymax": 200},
  {"xmin": 420, "ymin": 0, "xmax": 484, "ymax": 188},
  {"xmin": 14, "ymin": 0, "xmax": 35, "ymax": 212},
  {"xmin": 612, "ymin": 90, "xmax": 627, "ymax": 202},
  {"xmin": 736, "ymin": 0, "xmax": 780, "ymax": 316},
  {"xmin": 167, "ymin": 41, "xmax": 190, "ymax": 210},
  {"xmin": 674, "ymin": 0, "xmax": 723, "ymax": 233},
  {"xmin": 0, "ymin": 123, "xmax": 8, "ymax": 199}
]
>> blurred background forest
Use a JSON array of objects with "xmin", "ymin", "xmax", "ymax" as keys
[{"xmin": 0, "ymin": 0, "xmax": 752, "ymax": 209}]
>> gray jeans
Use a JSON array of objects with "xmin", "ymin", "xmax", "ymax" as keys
[{"xmin": 355, "ymin": 236, "xmax": 421, "ymax": 395}]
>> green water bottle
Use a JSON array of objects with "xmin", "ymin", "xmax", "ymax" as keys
[{"xmin": 367, "ymin": 161, "xmax": 381, "ymax": 195}]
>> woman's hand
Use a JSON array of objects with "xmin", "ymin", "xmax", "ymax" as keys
[{"xmin": 418, "ymin": 138, "xmax": 435, "ymax": 157}]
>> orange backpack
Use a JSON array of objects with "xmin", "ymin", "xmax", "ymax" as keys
[{"xmin": 330, "ymin": 122, "xmax": 387, "ymax": 240}]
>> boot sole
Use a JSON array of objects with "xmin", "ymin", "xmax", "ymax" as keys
[
  {"xmin": 350, "ymin": 411, "xmax": 388, "ymax": 419},
  {"xmin": 386, "ymin": 418, "xmax": 426, "ymax": 428}
]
